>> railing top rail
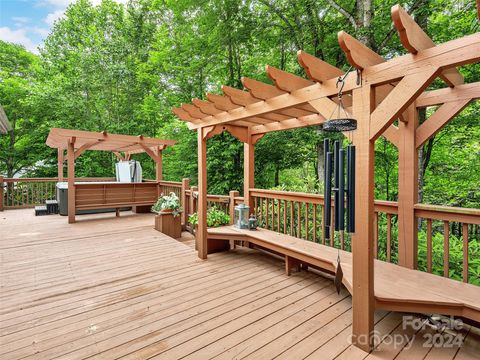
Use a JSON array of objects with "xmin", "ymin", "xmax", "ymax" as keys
[
  {"xmin": 158, "ymin": 180, "xmax": 183, "ymax": 186},
  {"xmin": 250, "ymin": 188, "xmax": 323, "ymax": 199},
  {"xmin": 2, "ymin": 177, "xmax": 118, "ymax": 183},
  {"xmin": 414, "ymin": 203, "xmax": 480, "ymax": 216}
]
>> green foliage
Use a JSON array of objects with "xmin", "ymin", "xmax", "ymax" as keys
[
  {"xmin": 418, "ymin": 231, "xmax": 480, "ymax": 286},
  {"xmin": 189, "ymin": 206, "xmax": 230, "ymax": 228},
  {"xmin": 151, "ymin": 192, "xmax": 182, "ymax": 216}
]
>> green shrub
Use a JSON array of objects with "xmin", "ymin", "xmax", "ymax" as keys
[
  {"xmin": 189, "ymin": 206, "xmax": 230, "ymax": 228},
  {"xmin": 418, "ymin": 231, "xmax": 480, "ymax": 286}
]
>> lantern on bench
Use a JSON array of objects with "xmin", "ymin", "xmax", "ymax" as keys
[{"xmin": 234, "ymin": 203, "xmax": 250, "ymax": 229}]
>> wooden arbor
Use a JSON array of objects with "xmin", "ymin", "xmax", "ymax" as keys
[
  {"xmin": 173, "ymin": 5, "xmax": 480, "ymax": 351},
  {"xmin": 46, "ymin": 128, "xmax": 176, "ymax": 223}
]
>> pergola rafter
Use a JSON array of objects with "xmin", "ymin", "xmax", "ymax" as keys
[{"xmin": 172, "ymin": 4, "xmax": 480, "ymax": 352}]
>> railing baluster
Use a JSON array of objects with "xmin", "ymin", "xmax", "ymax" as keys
[
  {"xmin": 305, "ymin": 203, "xmax": 309, "ymax": 241},
  {"xmin": 463, "ymin": 223, "xmax": 469, "ymax": 283},
  {"xmin": 259, "ymin": 197, "xmax": 263, "ymax": 226},
  {"xmin": 283, "ymin": 200, "xmax": 287, "ymax": 234},
  {"xmin": 290, "ymin": 201, "xmax": 294, "ymax": 236},
  {"xmin": 277, "ymin": 199, "xmax": 280, "ymax": 233},
  {"xmin": 444, "ymin": 220, "xmax": 450, "ymax": 278},
  {"xmin": 387, "ymin": 213, "xmax": 392, "ymax": 263},
  {"xmin": 313, "ymin": 204, "xmax": 317, "ymax": 243},
  {"xmin": 265, "ymin": 198, "xmax": 269, "ymax": 229},
  {"xmin": 297, "ymin": 202, "xmax": 301, "ymax": 238},
  {"xmin": 427, "ymin": 219, "xmax": 432, "ymax": 273},
  {"xmin": 271, "ymin": 198, "xmax": 275, "ymax": 231}
]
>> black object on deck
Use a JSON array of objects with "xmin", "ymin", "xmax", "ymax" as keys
[
  {"xmin": 35, "ymin": 205, "xmax": 48, "ymax": 216},
  {"xmin": 46, "ymin": 200, "xmax": 59, "ymax": 214}
]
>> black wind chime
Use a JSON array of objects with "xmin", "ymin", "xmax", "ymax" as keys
[{"xmin": 323, "ymin": 69, "xmax": 358, "ymax": 294}]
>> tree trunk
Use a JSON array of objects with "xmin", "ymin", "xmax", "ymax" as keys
[{"xmin": 274, "ymin": 163, "xmax": 280, "ymax": 187}]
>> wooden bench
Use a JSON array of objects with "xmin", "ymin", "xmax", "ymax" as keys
[{"xmin": 208, "ymin": 225, "xmax": 480, "ymax": 323}]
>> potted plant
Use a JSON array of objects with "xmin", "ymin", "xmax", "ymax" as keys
[{"xmin": 152, "ymin": 192, "xmax": 182, "ymax": 238}]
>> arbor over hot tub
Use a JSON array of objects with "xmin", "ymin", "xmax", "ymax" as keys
[{"xmin": 46, "ymin": 128, "xmax": 176, "ymax": 223}]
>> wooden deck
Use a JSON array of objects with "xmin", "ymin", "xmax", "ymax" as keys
[{"xmin": 1, "ymin": 209, "xmax": 479, "ymax": 359}]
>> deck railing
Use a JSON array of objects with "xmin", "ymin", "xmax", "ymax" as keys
[
  {"xmin": 0, "ymin": 177, "xmax": 116, "ymax": 210},
  {"xmin": 414, "ymin": 204, "xmax": 480, "ymax": 283},
  {"xmin": 2, "ymin": 176, "xmax": 478, "ymax": 285}
]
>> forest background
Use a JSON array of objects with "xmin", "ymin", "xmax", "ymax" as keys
[{"xmin": 0, "ymin": 0, "xmax": 478, "ymax": 208}]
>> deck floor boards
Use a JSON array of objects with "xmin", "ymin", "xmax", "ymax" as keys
[{"xmin": 0, "ymin": 209, "xmax": 478, "ymax": 359}]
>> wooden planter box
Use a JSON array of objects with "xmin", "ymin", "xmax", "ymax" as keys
[{"xmin": 154, "ymin": 211, "xmax": 182, "ymax": 238}]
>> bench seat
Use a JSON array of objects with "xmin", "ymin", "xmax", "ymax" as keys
[{"xmin": 208, "ymin": 225, "xmax": 480, "ymax": 323}]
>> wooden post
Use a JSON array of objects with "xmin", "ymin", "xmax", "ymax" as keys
[
  {"xmin": 229, "ymin": 190, "xmax": 239, "ymax": 224},
  {"xmin": 67, "ymin": 138, "xmax": 76, "ymax": 224},
  {"xmin": 397, "ymin": 105, "xmax": 418, "ymax": 269},
  {"xmin": 58, "ymin": 148, "xmax": 64, "ymax": 182},
  {"xmin": 156, "ymin": 147, "xmax": 163, "ymax": 181},
  {"xmin": 197, "ymin": 129, "xmax": 208, "ymax": 259},
  {"xmin": 181, "ymin": 178, "xmax": 190, "ymax": 230},
  {"xmin": 244, "ymin": 129, "xmax": 254, "ymax": 207},
  {"xmin": 0, "ymin": 176, "xmax": 4, "ymax": 212},
  {"xmin": 351, "ymin": 86, "xmax": 375, "ymax": 351}
]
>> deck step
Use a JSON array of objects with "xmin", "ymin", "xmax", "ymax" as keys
[
  {"xmin": 34, "ymin": 205, "xmax": 48, "ymax": 216},
  {"xmin": 45, "ymin": 199, "xmax": 59, "ymax": 214}
]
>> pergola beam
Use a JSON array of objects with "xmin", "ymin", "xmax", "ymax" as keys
[
  {"xmin": 182, "ymin": 103, "xmax": 207, "ymax": 119},
  {"xmin": 416, "ymin": 82, "xmax": 480, "ymax": 107},
  {"xmin": 251, "ymin": 113, "xmax": 326, "ymax": 135},
  {"xmin": 266, "ymin": 65, "xmax": 314, "ymax": 92},
  {"xmin": 74, "ymin": 140, "xmax": 101, "ymax": 159},
  {"xmin": 416, "ymin": 99, "xmax": 471, "ymax": 147},
  {"xmin": 338, "ymin": 31, "xmax": 384, "ymax": 70},
  {"xmin": 242, "ymin": 77, "xmax": 286, "ymax": 99},
  {"xmin": 297, "ymin": 50, "xmax": 344, "ymax": 82},
  {"xmin": 392, "ymin": 5, "xmax": 463, "ymax": 87},
  {"xmin": 363, "ymin": 32, "xmax": 480, "ymax": 85},
  {"xmin": 370, "ymin": 67, "xmax": 439, "ymax": 140}
]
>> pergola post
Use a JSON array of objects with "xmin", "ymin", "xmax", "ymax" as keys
[
  {"xmin": 67, "ymin": 138, "xmax": 76, "ymax": 224},
  {"xmin": 397, "ymin": 105, "xmax": 418, "ymax": 269},
  {"xmin": 156, "ymin": 146, "xmax": 163, "ymax": 181},
  {"xmin": 244, "ymin": 128, "xmax": 254, "ymax": 208},
  {"xmin": 351, "ymin": 85, "xmax": 375, "ymax": 351},
  {"xmin": 58, "ymin": 148, "xmax": 64, "ymax": 181},
  {"xmin": 197, "ymin": 128, "xmax": 208, "ymax": 259}
]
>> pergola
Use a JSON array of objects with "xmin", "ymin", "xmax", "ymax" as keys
[
  {"xmin": 173, "ymin": 4, "xmax": 480, "ymax": 351},
  {"xmin": 46, "ymin": 128, "xmax": 175, "ymax": 223}
]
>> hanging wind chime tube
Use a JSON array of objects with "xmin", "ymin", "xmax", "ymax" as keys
[
  {"xmin": 333, "ymin": 140, "xmax": 341, "ymax": 231},
  {"xmin": 346, "ymin": 144, "xmax": 356, "ymax": 233},
  {"xmin": 338, "ymin": 148, "xmax": 345, "ymax": 231},
  {"xmin": 324, "ymin": 144, "xmax": 333, "ymax": 241},
  {"xmin": 323, "ymin": 140, "xmax": 356, "ymax": 240}
]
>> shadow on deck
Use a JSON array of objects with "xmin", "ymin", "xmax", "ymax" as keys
[{"xmin": 0, "ymin": 209, "xmax": 479, "ymax": 359}]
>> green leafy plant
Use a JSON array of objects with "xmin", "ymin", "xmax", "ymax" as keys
[
  {"xmin": 418, "ymin": 231, "xmax": 480, "ymax": 286},
  {"xmin": 151, "ymin": 192, "xmax": 182, "ymax": 217},
  {"xmin": 189, "ymin": 206, "xmax": 230, "ymax": 228}
]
